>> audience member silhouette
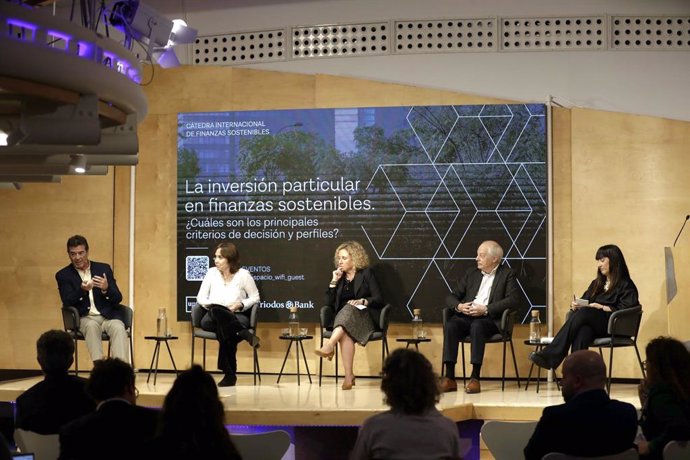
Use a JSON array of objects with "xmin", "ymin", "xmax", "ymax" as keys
[
  {"xmin": 15, "ymin": 330, "xmax": 95, "ymax": 434},
  {"xmin": 637, "ymin": 336, "xmax": 690, "ymax": 459},
  {"xmin": 0, "ymin": 433, "xmax": 11, "ymax": 460},
  {"xmin": 141, "ymin": 365, "xmax": 241, "ymax": 460},
  {"xmin": 59, "ymin": 358, "xmax": 158, "ymax": 460},
  {"xmin": 350, "ymin": 348, "xmax": 463, "ymax": 460},
  {"xmin": 524, "ymin": 350, "xmax": 638, "ymax": 460}
]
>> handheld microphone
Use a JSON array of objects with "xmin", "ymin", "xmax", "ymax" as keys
[{"xmin": 673, "ymin": 215, "xmax": 690, "ymax": 247}]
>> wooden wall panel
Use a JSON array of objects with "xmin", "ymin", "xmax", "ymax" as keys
[
  {"xmin": 551, "ymin": 107, "xmax": 573, "ymax": 332},
  {"xmin": 0, "ymin": 173, "xmax": 116, "ymax": 369},
  {"xmin": 571, "ymin": 108, "xmax": 690, "ymax": 377}
]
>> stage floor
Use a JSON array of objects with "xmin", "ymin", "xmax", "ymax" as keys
[{"xmin": 0, "ymin": 372, "xmax": 641, "ymax": 426}]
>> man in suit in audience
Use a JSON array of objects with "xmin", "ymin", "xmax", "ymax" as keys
[
  {"xmin": 524, "ymin": 350, "xmax": 638, "ymax": 460},
  {"xmin": 439, "ymin": 240, "xmax": 520, "ymax": 394},
  {"xmin": 15, "ymin": 330, "xmax": 96, "ymax": 434},
  {"xmin": 59, "ymin": 358, "xmax": 158, "ymax": 460},
  {"xmin": 55, "ymin": 234, "xmax": 129, "ymax": 364}
]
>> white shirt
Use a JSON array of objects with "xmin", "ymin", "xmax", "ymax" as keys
[
  {"xmin": 196, "ymin": 267, "xmax": 260, "ymax": 310},
  {"xmin": 76, "ymin": 266, "xmax": 101, "ymax": 316},
  {"xmin": 473, "ymin": 266, "xmax": 498, "ymax": 306}
]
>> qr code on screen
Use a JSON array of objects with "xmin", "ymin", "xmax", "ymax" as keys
[{"xmin": 185, "ymin": 256, "xmax": 209, "ymax": 281}]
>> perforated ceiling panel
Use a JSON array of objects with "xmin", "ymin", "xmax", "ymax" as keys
[
  {"xmin": 291, "ymin": 22, "xmax": 389, "ymax": 59},
  {"xmin": 191, "ymin": 13, "xmax": 689, "ymax": 66},
  {"xmin": 500, "ymin": 16, "xmax": 606, "ymax": 51},
  {"xmin": 394, "ymin": 19, "xmax": 497, "ymax": 53},
  {"xmin": 611, "ymin": 16, "xmax": 690, "ymax": 50},
  {"xmin": 193, "ymin": 29, "xmax": 287, "ymax": 65}
]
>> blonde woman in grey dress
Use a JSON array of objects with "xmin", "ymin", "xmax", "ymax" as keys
[{"xmin": 315, "ymin": 241, "xmax": 383, "ymax": 390}]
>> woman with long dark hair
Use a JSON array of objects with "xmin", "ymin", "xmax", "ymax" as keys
[
  {"xmin": 530, "ymin": 244, "xmax": 639, "ymax": 370},
  {"xmin": 637, "ymin": 337, "xmax": 690, "ymax": 459},
  {"xmin": 350, "ymin": 348, "xmax": 462, "ymax": 460}
]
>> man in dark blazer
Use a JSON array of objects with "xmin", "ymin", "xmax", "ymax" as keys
[
  {"xmin": 15, "ymin": 330, "xmax": 95, "ymax": 434},
  {"xmin": 524, "ymin": 350, "xmax": 638, "ymax": 459},
  {"xmin": 440, "ymin": 240, "xmax": 520, "ymax": 394},
  {"xmin": 55, "ymin": 235, "xmax": 128, "ymax": 363},
  {"xmin": 59, "ymin": 358, "xmax": 159, "ymax": 460}
]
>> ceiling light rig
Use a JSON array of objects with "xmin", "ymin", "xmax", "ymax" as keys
[
  {"xmin": 0, "ymin": 0, "xmax": 196, "ymax": 188},
  {"xmin": 71, "ymin": 154, "xmax": 87, "ymax": 174},
  {"xmin": 109, "ymin": 0, "xmax": 198, "ymax": 68}
]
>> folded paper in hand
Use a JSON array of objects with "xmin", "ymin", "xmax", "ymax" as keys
[{"xmin": 575, "ymin": 298, "xmax": 589, "ymax": 307}]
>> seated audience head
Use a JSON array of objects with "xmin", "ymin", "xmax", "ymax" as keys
[
  {"xmin": 37, "ymin": 329, "xmax": 75, "ymax": 376},
  {"xmin": 560, "ymin": 350, "xmax": 607, "ymax": 402},
  {"xmin": 215, "ymin": 242, "xmax": 240, "ymax": 274},
  {"xmin": 644, "ymin": 336, "xmax": 690, "ymax": 401},
  {"xmin": 381, "ymin": 348, "xmax": 440, "ymax": 415},
  {"xmin": 159, "ymin": 365, "xmax": 238, "ymax": 456},
  {"xmin": 87, "ymin": 358, "xmax": 136, "ymax": 404},
  {"xmin": 334, "ymin": 241, "xmax": 370, "ymax": 270}
]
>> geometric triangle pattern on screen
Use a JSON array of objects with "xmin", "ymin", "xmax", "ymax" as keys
[{"xmin": 362, "ymin": 104, "xmax": 547, "ymax": 324}]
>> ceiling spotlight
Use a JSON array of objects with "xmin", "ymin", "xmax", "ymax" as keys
[
  {"xmin": 71, "ymin": 155, "xmax": 87, "ymax": 174},
  {"xmin": 109, "ymin": 0, "xmax": 198, "ymax": 68}
]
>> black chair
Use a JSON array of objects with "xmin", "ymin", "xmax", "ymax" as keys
[
  {"xmin": 442, "ymin": 307, "xmax": 521, "ymax": 390},
  {"xmin": 590, "ymin": 305, "xmax": 645, "ymax": 393},
  {"xmin": 318, "ymin": 304, "xmax": 391, "ymax": 386},
  {"xmin": 61, "ymin": 304, "xmax": 134, "ymax": 374},
  {"xmin": 190, "ymin": 303, "xmax": 261, "ymax": 385}
]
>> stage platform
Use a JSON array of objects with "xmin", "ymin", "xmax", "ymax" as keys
[{"xmin": 0, "ymin": 371, "xmax": 641, "ymax": 426}]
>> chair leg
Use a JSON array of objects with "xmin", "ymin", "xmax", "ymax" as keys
[
  {"xmin": 604, "ymin": 347, "xmax": 614, "ymax": 394},
  {"xmin": 202, "ymin": 339, "xmax": 207, "ymax": 370},
  {"xmin": 319, "ymin": 334, "xmax": 324, "ymax": 386},
  {"xmin": 129, "ymin": 334, "xmax": 134, "ymax": 368},
  {"xmin": 191, "ymin": 335, "xmax": 196, "ymax": 366},
  {"xmin": 509, "ymin": 339, "xmax": 521, "ymax": 389},
  {"xmin": 634, "ymin": 344, "xmax": 646, "ymax": 379},
  {"xmin": 460, "ymin": 342, "xmax": 467, "ymax": 385},
  {"xmin": 334, "ymin": 344, "xmax": 339, "ymax": 383},
  {"xmin": 501, "ymin": 341, "xmax": 507, "ymax": 391},
  {"xmin": 74, "ymin": 338, "xmax": 79, "ymax": 375},
  {"xmin": 253, "ymin": 347, "xmax": 261, "ymax": 385},
  {"xmin": 381, "ymin": 338, "xmax": 386, "ymax": 374}
]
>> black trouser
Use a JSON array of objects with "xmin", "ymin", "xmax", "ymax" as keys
[
  {"xmin": 200, "ymin": 305, "xmax": 249, "ymax": 376},
  {"xmin": 443, "ymin": 313, "xmax": 499, "ymax": 371},
  {"xmin": 539, "ymin": 307, "xmax": 609, "ymax": 368}
]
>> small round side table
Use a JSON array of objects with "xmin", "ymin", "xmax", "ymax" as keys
[
  {"xmin": 145, "ymin": 335, "xmax": 179, "ymax": 385},
  {"xmin": 276, "ymin": 335, "xmax": 313, "ymax": 385},
  {"xmin": 396, "ymin": 338, "xmax": 431, "ymax": 351}
]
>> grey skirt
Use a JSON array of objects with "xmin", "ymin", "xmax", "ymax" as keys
[{"xmin": 333, "ymin": 304, "xmax": 375, "ymax": 345}]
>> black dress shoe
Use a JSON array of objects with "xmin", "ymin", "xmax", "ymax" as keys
[
  {"xmin": 529, "ymin": 351, "xmax": 552, "ymax": 370},
  {"xmin": 218, "ymin": 375, "xmax": 237, "ymax": 387},
  {"xmin": 238, "ymin": 329, "xmax": 261, "ymax": 348}
]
